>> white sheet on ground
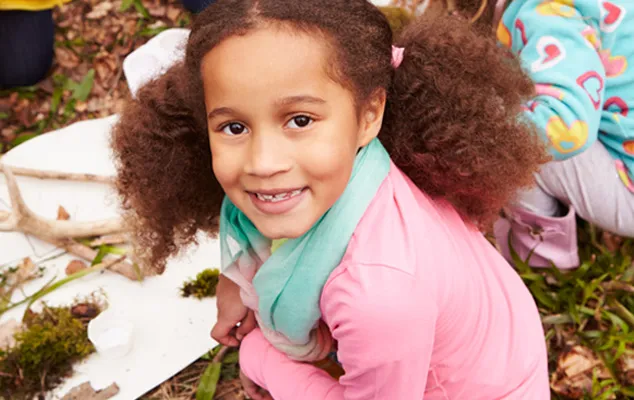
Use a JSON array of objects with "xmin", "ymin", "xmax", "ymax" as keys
[{"xmin": 0, "ymin": 115, "xmax": 220, "ymax": 400}]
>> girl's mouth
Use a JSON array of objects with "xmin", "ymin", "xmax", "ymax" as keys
[
  {"xmin": 254, "ymin": 188, "xmax": 304, "ymax": 203},
  {"xmin": 248, "ymin": 187, "xmax": 307, "ymax": 215}
]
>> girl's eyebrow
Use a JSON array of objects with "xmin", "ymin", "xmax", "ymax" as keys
[
  {"xmin": 207, "ymin": 107, "xmax": 235, "ymax": 120},
  {"xmin": 207, "ymin": 96, "xmax": 326, "ymax": 120},
  {"xmin": 275, "ymin": 95, "xmax": 326, "ymax": 107}
]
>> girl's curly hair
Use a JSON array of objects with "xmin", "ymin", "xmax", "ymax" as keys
[{"xmin": 112, "ymin": 0, "xmax": 548, "ymax": 273}]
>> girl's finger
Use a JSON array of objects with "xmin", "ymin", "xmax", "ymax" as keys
[
  {"xmin": 210, "ymin": 324, "xmax": 241, "ymax": 347},
  {"xmin": 236, "ymin": 310, "xmax": 257, "ymax": 340}
]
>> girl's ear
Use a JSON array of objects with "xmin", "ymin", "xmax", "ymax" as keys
[{"xmin": 357, "ymin": 88, "xmax": 387, "ymax": 148}]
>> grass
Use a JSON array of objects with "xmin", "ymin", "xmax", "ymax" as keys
[{"xmin": 514, "ymin": 220, "xmax": 634, "ymax": 399}]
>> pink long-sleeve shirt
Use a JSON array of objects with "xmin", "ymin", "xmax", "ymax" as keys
[{"xmin": 239, "ymin": 164, "xmax": 550, "ymax": 399}]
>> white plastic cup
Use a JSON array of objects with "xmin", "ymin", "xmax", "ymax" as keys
[{"xmin": 87, "ymin": 309, "xmax": 135, "ymax": 359}]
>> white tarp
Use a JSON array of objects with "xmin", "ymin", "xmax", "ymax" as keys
[{"xmin": 0, "ymin": 115, "xmax": 220, "ymax": 399}]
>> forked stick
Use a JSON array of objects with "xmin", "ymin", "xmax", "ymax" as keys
[{"xmin": 0, "ymin": 165, "xmax": 125, "ymax": 239}]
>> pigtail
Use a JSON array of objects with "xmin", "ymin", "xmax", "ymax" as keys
[
  {"xmin": 111, "ymin": 63, "xmax": 224, "ymax": 274},
  {"xmin": 381, "ymin": 13, "xmax": 549, "ymax": 229}
]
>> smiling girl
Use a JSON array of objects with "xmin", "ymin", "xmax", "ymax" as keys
[{"xmin": 112, "ymin": 1, "xmax": 550, "ymax": 398}]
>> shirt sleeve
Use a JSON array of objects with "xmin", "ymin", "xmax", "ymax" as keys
[
  {"xmin": 239, "ymin": 263, "xmax": 437, "ymax": 399},
  {"xmin": 497, "ymin": 0, "xmax": 606, "ymax": 160}
]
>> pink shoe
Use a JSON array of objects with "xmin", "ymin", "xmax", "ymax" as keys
[{"xmin": 494, "ymin": 206, "xmax": 579, "ymax": 270}]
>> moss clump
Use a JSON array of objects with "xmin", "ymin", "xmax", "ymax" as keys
[
  {"xmin": 180, "ymin": 268, "xmax": 220, "ymax": 299},
  {"xmin": 378, "ymin": 6, "xmax": 414, "ymax": 37},
  {"xmin": 0, "ymin": 303, "xmax": 101, "ymax": 399}
]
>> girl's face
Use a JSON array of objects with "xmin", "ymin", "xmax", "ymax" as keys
[{"xmin": 201, "ymin": 26, "xmax": 385, "ymax": 239}]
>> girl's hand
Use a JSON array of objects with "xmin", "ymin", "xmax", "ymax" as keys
[
  {"xmin": 211, "ymin": 275, "xmax": 257, "ymax": 347},
  {"xmin": 240, "ymin": 369, "xmax": 273, "ymax": 400}
]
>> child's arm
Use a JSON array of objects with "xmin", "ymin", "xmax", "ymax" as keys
[
  {"xmin": 239, "ymin": 263, "xmax": 435, "ymax": 399},
  {"xmin": 498, "ymin": 0, "xmax": 606, "ymax": 160}
]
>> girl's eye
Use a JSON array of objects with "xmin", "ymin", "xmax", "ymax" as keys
[
  {"xmin": 222, "ymin": 122, "xmax": 248, "ymax": 136},
  {"xmin": 287, "ymin": 115, "xmax": 313, "ymax": 129}
]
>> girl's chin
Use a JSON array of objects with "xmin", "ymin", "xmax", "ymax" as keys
[{"xmin": 256, "ymin": 222, "xmax": 311, "ymax": 240}]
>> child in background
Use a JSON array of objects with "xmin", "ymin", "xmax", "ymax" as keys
[
  {"xmin": 0, "ymin": 0, "xmax": 64, "ymax": 89},
  {"xmin": 0, "ymin": 0, "xmax": 215, "ymax": 88},
  {"xmin": 491, "ymin": 0, "xmax": 634, "ymax": 269},
  {"xmin": 111, "ymin": 0, "xmax": 550, "ymax": 398}
]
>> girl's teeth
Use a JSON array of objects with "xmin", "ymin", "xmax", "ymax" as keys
[{"xmin": 256, "ymin": 189, "xmax": 303, "ymax": 202}]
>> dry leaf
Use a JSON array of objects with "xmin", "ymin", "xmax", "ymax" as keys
[
  {"xmin": 66, "ymin": 259, "xmax": 88, "ymax": 275},
  {"xmin": 16, "ymin": 257, "xmax": 36, "ymax": 282},
  {"xmin": 0, "ymin": 319, "xmax": 22, "ymax": 350},
  {"xmin": 166, "ymin": 5, "xmax": 182, "ymax": 22},
  {"xmin": 148, "ymin": 5, "xmax": 167, "ymax": 17},
  {"xmin": 75, "ymin": 101, "xmax": 88, "ymax": 113},
  {"xmin": 618, "ymin": 353, "xmax": 634, "ymax": 385},
  {"xmin": 57, "ymin": 205, "xmax": 71, "ymax": 220},
  {"xmin": 54, "ymin": 47, "xmax": 80, "ymax": 69},
  {"xmin": 61, "ymin": 382, "xmax": 120, "ymax": 400},
  {"xmin": 1, "ymin": 127, "xmax": 16, "ymax": 142},
  {"xmin": 94, "ymin": 52, "xmax": 118, "ymax": 83},
  {"xmin": 37, "ymin": 77, "xmax": 55, "ymax": 94},
  {"xmin": 550, "ymin": 346, "xmax": 613, "ymax": 399},
  {"xmin": 87, "ymin": 98, "xmax": 105, "ymax": 112},
  {"xmin": 0, "ymin": 97, "xmax": 12, "ymax": 113},
  {"xmin": 86, "ymin": 1, "xmax": 114, "ymax": 20}
]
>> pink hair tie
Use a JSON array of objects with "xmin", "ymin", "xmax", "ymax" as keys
[{"xmin": 391, "ymin": 45, "xmax": 405, "ymax": 68}]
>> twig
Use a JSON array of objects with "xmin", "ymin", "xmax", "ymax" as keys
[
  {"xmin": 212, "ymin": 345, "xmax": 230, "ymax": 363},
  {"xmin": 55, "ymin": 239, "xmax": 141, "ymax": 281},
  {"xmin": 2, "ymin": 164, "xmax": 114, "ymax": 184},
  {"xmin": 601, "ymin": 281, "xmax": 634, "ymax": 293},
  {"xmin": 0, "ymin": 165, "xmax": 125, "ymax": 239},
  {"xmin": 88, "ymin": 233, "xmax": 129, "ymax": 247}
]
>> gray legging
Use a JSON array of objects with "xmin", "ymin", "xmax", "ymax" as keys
[{"xmin": 518, "ymin": 141, "xmax": 634, "ymax": 237}]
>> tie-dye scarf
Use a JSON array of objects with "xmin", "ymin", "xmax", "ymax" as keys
[{"xmin": 219, "ymin": 138, "xmax": 390, "ymax": 356}]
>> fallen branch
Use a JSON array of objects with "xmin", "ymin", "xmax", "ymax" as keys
[
  {"xmin": 88, "ymin": 233, "xmax": 130, "ymax": 247},
  {"xmin": 55, "ymin": 239, "xmax": 141, "ymax": 281},
  {"xmin": 0, "ymin": 165, "xmax": 125, "ymax": 239},
  {"xmin": 1, "ymin": 164, "xmax": 114, "ymax": 184}
]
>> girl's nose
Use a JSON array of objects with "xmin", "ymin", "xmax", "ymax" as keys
[{"xmin": 244, "ymin": 132, "xmax": 292, "ymax": 177}]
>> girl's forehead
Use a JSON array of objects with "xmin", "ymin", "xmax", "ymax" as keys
[{"xmin": 202, "ymin": 27, "xmax": 336, "ymax": 90}]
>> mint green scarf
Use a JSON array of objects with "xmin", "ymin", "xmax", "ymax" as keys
[{"xmin": 219, "ymin": 138, "xmax": 391, "ymax": 344}]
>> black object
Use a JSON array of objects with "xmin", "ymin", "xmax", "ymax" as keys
[{"xmin": 0, "ymin": 9, "xmax": 55, "ymax": 89}]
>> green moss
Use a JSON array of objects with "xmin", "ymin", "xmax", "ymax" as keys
[
  {"xmin": 0, "ymin": 303, "xmax": 101, "ymax": 399},
  {"xmin": 377, "ymin": 6, "xmax": 414, "ymax": 37},
  {"xmin": 180, "ymin": 268, "xmax": 220, "ymax": 299}
]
